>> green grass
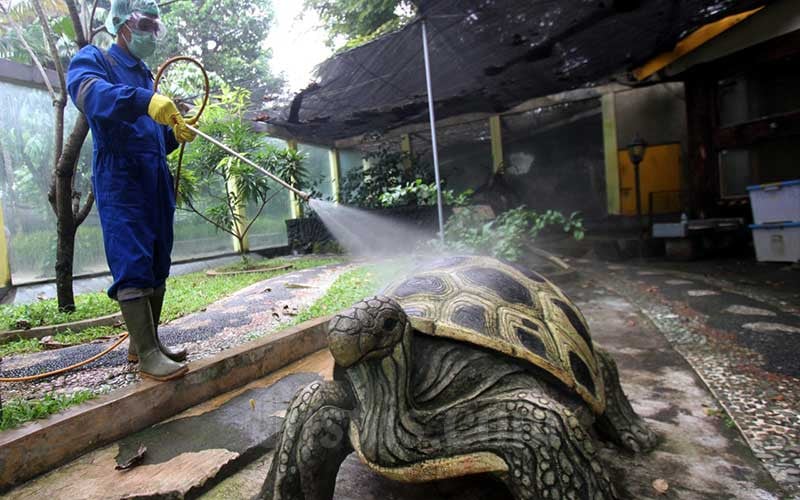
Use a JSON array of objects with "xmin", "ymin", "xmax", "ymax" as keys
[
  {"xmin": 275, "ymin": 261, "xmax": 409, "ymax": 333},
  {"xmin": 0, "ymin": 293, "xmax": 119, "ymax": 331},
  {"xmin": 1, "ymin": 390, "xmax": 96, "ymax": 431},
  {"xmin": 290, "ymin": 266, "xmax": 382, "ymax": 325},
  {"xmin": 0, "ymin": 256, "xmax": 342, "ymax": 357}
]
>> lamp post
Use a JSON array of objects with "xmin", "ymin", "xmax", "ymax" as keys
[{"xmin": 627, "ymin": 134, "xmax": 648, "ymax": 233}]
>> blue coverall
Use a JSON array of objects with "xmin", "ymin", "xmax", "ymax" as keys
[{"xmin": 67, "ymin": 44, "xmax": 179, "ymax": 300}]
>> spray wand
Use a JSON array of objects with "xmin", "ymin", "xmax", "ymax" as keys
[
  {"xmin": 182, "ymin": 123, "xmax": 310, "ymax": 201},
  {"xmin": 154, "ymin": 56, "xmax": 311, "ymax": 202}
]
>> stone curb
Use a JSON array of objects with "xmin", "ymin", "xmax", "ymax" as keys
[
  {"xmin": 0, "ymin": 314, "xmax": 331, "ymax": 492},
  {"xmin": 0, "ymin": 313, "xmax": 123, "ymax": 346},
  {"xmin": 204, "ymin": 264, "xmax": 293, "ymax": 277}
]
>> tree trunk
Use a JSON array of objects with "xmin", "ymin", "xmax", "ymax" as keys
[
  {"xmin": 54, "ymin": 115, "xmax": 90, "ymax": 312},
  {"xmin": 55, "ymin": 205, "xmax": 76, "ymax": 311}
]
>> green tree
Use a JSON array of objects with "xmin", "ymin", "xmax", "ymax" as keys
[
  {"xmin": 151, "ymin": 0, "xmax": 283, "ymax": 97},
  {"xmin": 174, "ymin": 86, "xmax": 306, "ymax": 263},
  {"xmin": 1, "ymin": 0, "xmax": 103, "ymax": 310},
  {"xmin": 0, "ymin": 0, "xmax": 79, "ymax": 65},
  {"xmin": 304, "ymin": 0, "xmax": 415, "ymax": 49}
]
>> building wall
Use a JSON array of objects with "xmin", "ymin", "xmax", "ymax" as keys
[
  {"xmin": 683, "ymin": 29, "xmax": 800, "ymax": 219},
  {"xmin": 614, "ymin": 83, "xmax": 687, "ymax": 153},
  {"xmin": 608, "ymin": 83, "xmax": 689, "ymax": 217}
]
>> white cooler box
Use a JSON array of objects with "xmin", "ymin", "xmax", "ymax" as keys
[
  {"xmin": 747, "ymin": 179, "xmax": 800, "ymax": 224},
  {"xmin": 750, "ymin": 222, "xmax": 800, "ymax": 262}
]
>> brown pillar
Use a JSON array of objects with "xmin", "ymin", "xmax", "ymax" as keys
[{"xmin": 685, "ymin": 76, "xmax": 719, "ymax": 217}]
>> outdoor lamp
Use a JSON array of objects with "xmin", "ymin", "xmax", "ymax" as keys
[
  {"xmin": 627, "ymin": 134, "xmax": 648, "ymax": 166},
  {"xmin": 627, "ymin": 134, "xmax": 649, "ymax": 239}
]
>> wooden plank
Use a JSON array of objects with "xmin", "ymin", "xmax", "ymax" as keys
[{"xmin": 0, "ymin": 315, "xmax": 331, "ymax": 492}]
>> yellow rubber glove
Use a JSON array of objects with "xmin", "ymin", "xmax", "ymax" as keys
[
  {"xmin": 147, "ymin": 93, "xmax": 181, "ymax": 126},
  {"xmin": 172, "ymin": 115, "xmax": 196, "ymax": 143}
]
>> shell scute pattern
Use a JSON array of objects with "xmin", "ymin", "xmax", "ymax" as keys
[{"xmin": 382, "ymin": 256, "xmax": 606, "ymax": 414}]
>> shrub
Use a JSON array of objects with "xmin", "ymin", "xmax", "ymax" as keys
[
  {"xmin": 430, "ymin": 206, "xmax": 584, "ymax": 262},
  {"xmin": 378, "ymin": 179, "xmax": 472, "ymax": 208},
  {"xmin": 339, "ymin": 147, "xmax": 434, "ymax": 208}
]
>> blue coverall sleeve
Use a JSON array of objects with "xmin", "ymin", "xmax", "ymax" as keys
[
  {"xmin": 163, "ymin": 125, "xmax": 180, "ymax": 155},
  {"xmin": 67, "ymin": 46, "xmax": 153, "ymax": 123}
]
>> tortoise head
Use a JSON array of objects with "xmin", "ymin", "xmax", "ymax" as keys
[{"xmin": 328, "ymin": 296, "xmax": 409, "ymax": 368}]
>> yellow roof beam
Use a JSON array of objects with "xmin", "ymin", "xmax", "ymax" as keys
[{"xmin": 634, "ymin": 7, "xmax": 764, "ymax": 81}]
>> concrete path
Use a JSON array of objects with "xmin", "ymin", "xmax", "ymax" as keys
[
  {"xmin": 4, "ymin": 269, "xmax": 786, "ymax": 499},
  {"xmin": 1, "ymin": 262, "xmax": 350, "ymax": 402},
  {"xmin": 573, "ymin": 258, "xmax": 800, "ymax": 496}
]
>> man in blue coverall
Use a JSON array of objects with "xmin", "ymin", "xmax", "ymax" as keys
[{"xmin": 67, "ymin": 0, "xmax": 194, "ymax": 381}]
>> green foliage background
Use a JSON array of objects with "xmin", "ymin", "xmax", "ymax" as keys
[
  {"xmin": 151, "ymin": 0, "xmax": 283, "ymax": 96},
  {"xmin": 431, "ymin": 206, "xmax": 585, "ymax": 262},
  {"xmin": 304, "ymin": 0, "xmax": 415, "ymax": 50}
]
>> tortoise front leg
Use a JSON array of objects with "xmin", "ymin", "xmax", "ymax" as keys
[
  {"xmin": 594, "ymin": 348, "xmax": 658, "ymax": 453},
  {"xmin": 260, "ymin": 380, "xmax": 355, "ymax": 500}
]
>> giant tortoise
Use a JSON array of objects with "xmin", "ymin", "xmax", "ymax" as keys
[{"xmin": 261, "ymin": 255, "xmax": 657, "ymax": 499}]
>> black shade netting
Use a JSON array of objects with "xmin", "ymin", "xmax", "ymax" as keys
[{"xmin": 269, "ymin": 0, "xmax": 766, "ymax": 143}]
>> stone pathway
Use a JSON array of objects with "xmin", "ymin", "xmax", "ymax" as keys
[
  {"xmin": 5, "ymin": 270, "xmax": 783, "ymax": 499},
  {"xmin": 574, "ymin": 259, "xmax": 800, "ymax": 496},
  {"xmin": 0, "ymin": 262, "xmax": 351, "ymax": 402}
]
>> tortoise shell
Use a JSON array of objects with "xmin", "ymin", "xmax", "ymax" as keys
[{"xmin": 382, "ymin": 255, "xmax": 606, "ymax": 414}]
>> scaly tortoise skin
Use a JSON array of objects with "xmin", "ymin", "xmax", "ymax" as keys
[{"xmin": 261, "ymin": 256, "xmax": 658, "ymax": 500}]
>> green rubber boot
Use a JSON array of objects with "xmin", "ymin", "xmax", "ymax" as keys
[
  {"xmin": 120, "ymin": 297, "xmax": 187, "ymax": 381},
  {"xmin": 127, "ymin": 285, "xmax": 187, "ymax": 363}
]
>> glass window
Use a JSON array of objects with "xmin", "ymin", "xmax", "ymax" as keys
[
  {"xmin": 718, "ymin": 64, "xmax": 800, "ymax": 127},
  {"xmin": 719, "ymin": 137, "xmax": 800, "ymax": 197},
  {"xmin": 246, "ymin": 178, "xmax": 291, "ymax": 249},
  {"xmin": 245, "ymin": 136, "xmax": 291, "ymax": 249},
  {"xmin": 298, "ymin": 144, "xmax": 333, "ymax": 201},
  {"xmin": 0, "ymin": 81, "xmax": 103, "ymax": 283},
  {"xmin": 173, "ymin": 168, "xmax": 236, "ymax": 259},
  {"xmin": 338, "ymin": 149, "xmax": 363, "ymax": 180}
]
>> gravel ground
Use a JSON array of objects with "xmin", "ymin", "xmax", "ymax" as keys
[
  {"xmin": 0, "ymin": 263, "xmax": 352, "ymax": 402},
  {"xmin": 572, "ymin": 257, "xmax": 800, "ymax": 496}
]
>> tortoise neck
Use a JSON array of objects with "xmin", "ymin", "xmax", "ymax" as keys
[{"xmin": 347, "ymin": 331, "xmax": 419, "ymax": 465}]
